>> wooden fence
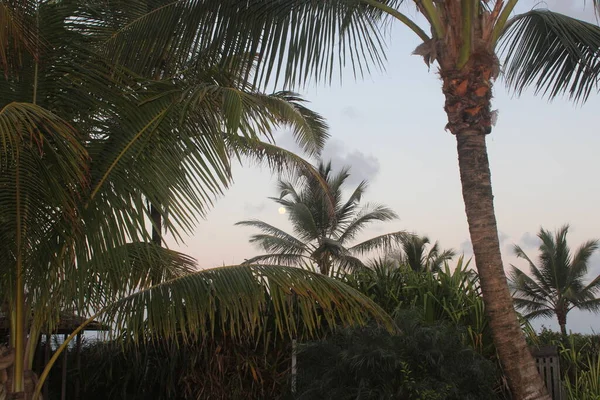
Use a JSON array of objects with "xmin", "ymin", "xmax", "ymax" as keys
[{"xmin": 532, "ymin": 345, "xmax": 564, "ymax": 400}]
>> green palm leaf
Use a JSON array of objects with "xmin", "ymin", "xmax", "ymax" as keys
[
  {"xmin": 501, "ymin": 10, "xmax": 600, "ymax": 102},
  {"xmin": 82, "ymin": 0, "xmax": 387, "ymax": 86},
  {"xmin": 100, "ymin": 264, "xmax": 393, "ymax": 341}
]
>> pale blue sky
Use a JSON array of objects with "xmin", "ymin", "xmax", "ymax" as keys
[{"xmin": 169, "ymin": 0, "xmax": 600, "ymax": 334}]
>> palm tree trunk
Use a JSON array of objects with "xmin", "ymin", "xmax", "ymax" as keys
[
  {"xmin": 455, "ymin": 132, "xmax": 548, "ymax": 400},
  {"xmin": 443, "ymin": 60, "xmax": 550, "ymax": 400},
  {"xmin": 557, "ymin": 312, "xmax": 568, "ymax": 339}
]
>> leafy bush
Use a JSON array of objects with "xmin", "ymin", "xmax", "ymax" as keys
[
  {"xmin": 561, "ymin": 336, "xmax": 600, "ymax": 400},
  {"xmin": 50, "ymin": 333, "xmax": 293, "ymax": 400},
  {"xmin": 347, "ymin": 257, "xmax": 495, "ymax": 357},
  {"xmin": 295, "ymin": 309, "xmax": 500, "ymax": 400}
]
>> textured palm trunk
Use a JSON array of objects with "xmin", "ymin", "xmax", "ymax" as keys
[
  {"xmin": 557, "ymin": 312, "xmax": 568, "ymax": 339},
  {"xmin": 443, "ymin": 59, "xmax": 550, "ymax": 400}
]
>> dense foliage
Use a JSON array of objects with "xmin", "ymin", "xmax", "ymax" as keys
[
  {"xmin": 296, "ymin": 310, "xmax": 500, "ymax": 400},
  {"xmin": 50, "ymin": 334, "xmax": 292, "ymax": 400}
]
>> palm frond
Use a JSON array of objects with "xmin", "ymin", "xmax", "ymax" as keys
[
  {"xmin": 242, "ymin": 253, "xmax": 313, "ymax": 267},
  {"xmin": 349, "ymin": 231, "xmax": 407, "ymax": 255},
  {"xmin": 226, "ymin": 137, "xmax": 329, "ymax": 190},
  {"xmin": 246, "ymin": 233, "xmax": 306, "ymax": 255},
  {"xmin": 569, "ymin": 239, "xmax": 599, "ymax": 282},
  {"xmin": 100, "ymin": 264, "xmax": 393, "ymax": 342},
  {"xmin": 575, "ymin": 297, "xmax": 600, "ymax": 313},
  {"xmin": 0, "ymin": 1, "xmax": 38, "ymax": 75},
  {"xmin": 513, "ymin": 244, "xmax": 554, "ymax": 295},
  {"xmin": 501, "ymin": 9, "xmax": 600, "ymax": 103},
  {"xmin": 509, "ymin": 266, "xmax": 552, "ymax": 304},
  {"xmin": 335, "ymin": 180, "xmax": 367, "ymax": 227},
  {"xmin": 338, "ymin": 204, "xmax": 398, "ymax": 245},
  {"xmin": 0, "ymin": 102, "xmax": 88, "ymax": 293},
  {"xmin": 520, "ymin": 308, "xmax": 556, "ymax": 321},
  {"xmin": 90, "ymin": 0, "xmax": 388, "ymax": 87}
]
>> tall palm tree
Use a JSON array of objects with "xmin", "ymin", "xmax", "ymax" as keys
[
  {"xmin": 389, "ymin": 234, "xmax": 456, "ymax": 273},
  {"xmin": 237, "ymin": 161, "xmax": 406, "ymax": 276},
  {"xmin": 0, "ymin": 2, "xmax": 390, "ymax": 398},
  {"xmin": 111, "ymin": 2, "xmax": 600, "ymax": 398},
  {"xmin": 509, "ymin": 225, "xmax": 600, "ymax": 338}
]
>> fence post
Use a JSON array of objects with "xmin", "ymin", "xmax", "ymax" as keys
[{"xmin": 531, "ymin": 346, "xmax": 563, "ymax": 400}]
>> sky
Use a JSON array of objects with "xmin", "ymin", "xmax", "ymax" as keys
[{"xmin": 168, "ymin": 0, "xmax": 600, "ymax": 334}]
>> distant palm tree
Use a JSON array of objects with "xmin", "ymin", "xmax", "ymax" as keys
[
  {"xmin": 237, "ymin": 161, "xmax": 406, "ymax": 276},
  {"xmin": 389, "ymin": 234, "xmax": 456, "ymax": 273},
  {"xmin": 509, "ymin": 225, "xmax": 600, "ymax": 338}
]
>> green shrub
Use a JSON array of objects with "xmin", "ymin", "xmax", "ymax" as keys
[
  {"xmin": 50, "ymin": 333, "xmax": 292, "ymax": 400},
  {"xmin": 295, "ymin": 309, "xmax": 501, "ymax": 400}
]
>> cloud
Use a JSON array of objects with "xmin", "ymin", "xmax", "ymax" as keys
[
  {"xmin": 519, "ymin": 232, "xmax": 541, "ymax": 249},
  {"xmin": 341, "ymin": 106, "xmax": 360, "ymax": 120},
  {"xmin": 273, "ymin": 134, "xmax": 381, "ymax": 184},
  {"xmin": 243, "ymin": 202, "xmax": 267, "ymax": 215},
  {"xmin": 321, "ymin": 139, "xmax": 381, "ymax": 184}
]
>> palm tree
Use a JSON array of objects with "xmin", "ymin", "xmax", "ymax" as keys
[
  {"xmin": 509, "ymin": 225, "xmax": 600, "ymax": 338},
  {"xmin": 0, "ymin": 2, "xmax": 390, "ymax": 398},
  {"xmin": 389, "ymin": 234, "xmax": 456, "ymax": 273},
  {"xmin": 237, "ymin": 161, "xmax": 406, "ymax": 276}
]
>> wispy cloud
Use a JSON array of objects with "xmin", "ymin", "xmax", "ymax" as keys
[
  {"xmin": 322, "ymin": 139, "xmax": 380, "ymax": 184},
  {"xmin": 518, "ymin": 232, "xmax": 541, "ymax": 249}
]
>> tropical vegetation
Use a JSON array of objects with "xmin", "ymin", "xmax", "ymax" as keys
[
  {"xmin": 152, "ymin": 0, "xmax": 600, "ymax": 395},
  {"xmin": 237, "ymin": 161, "xmax": 406, "ymax": 276},
  {"xmin": 296, "ymin": 309, "xmax": 499, "ymax": 400},
  {"xmin": 0, "ymin": 1, "xmax": 390, "ymax": 398},
  {"xmin": 510, "ymin": 225, "xmax": 600, "ymax": 337},
  {"xmin": 47, "ymin": 257, "xmax": 506, "ymax": 400},
  {"xmin": 2, "ymin": 0, "xmax": 600, "ymax": 399}
]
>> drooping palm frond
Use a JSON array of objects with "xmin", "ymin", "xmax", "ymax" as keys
[
  {"xmin": 500, "ymin": 9, "xmax": 600, "ymax": 102},
  {"xmin": 98, "ymin": 264, "xmax": 393, "ymax": 342},
  {"xmin": 236, "ymin": 220, "xmax": 305, "ymax": 247},
  {"xmin": 77, "ymin": 0, "xmax": 388, "ymax": 88},
  {"xmin": 244, "ymin": 231, "xmax": 307, "ymax": 255},
  {"xmin": 33, "ymin": 263, "xmax": 395, "ymax": 399},
  {"xmin": 243, "ymin": 253, "xmax": 313, "ymax": 267},
  {"xmin": 509, "ymin": 266, "xmax": 552, "ymax": 302},
  {"xmin": 0, "ymin": 1, "xmax": 38, "ymax": 76},
  {"xmin": 338, "ymin": 204, "xmax": 398, "ymax": 245},
  {"xmin": 0, "ymin": 102, "xmax": 89, "ymax": 298},
  {"xmin": 348, "ymin": 231, "xmax": 407, "ymax": 255},
  {"xmin": 27, "ymin": 243, "xmax": 197, "ymax": 344}
]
